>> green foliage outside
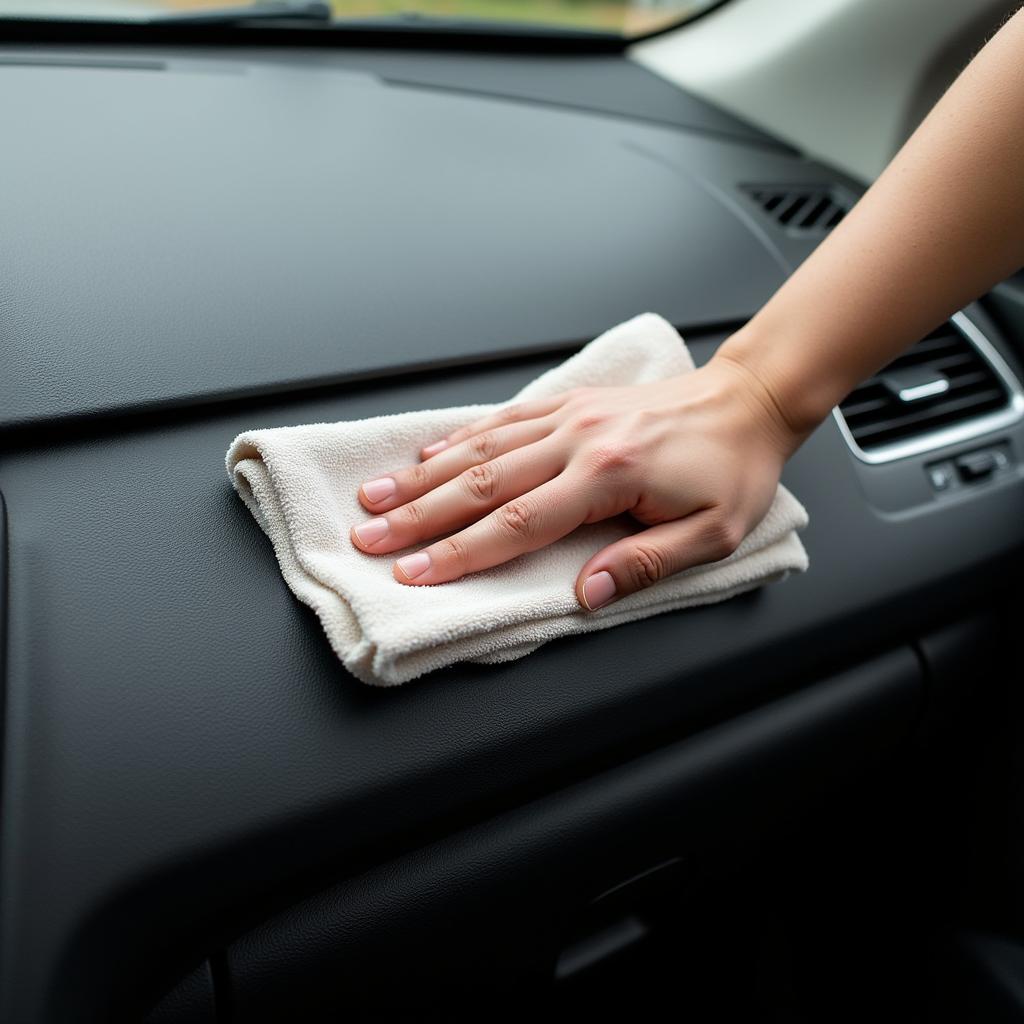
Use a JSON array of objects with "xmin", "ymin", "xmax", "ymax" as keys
[{"xmin": 325, "ymin": 0, "xmax": 702, "ymax": 35}]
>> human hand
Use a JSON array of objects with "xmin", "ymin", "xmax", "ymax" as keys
[{"xmin": 350, "ymin": 354, "xmax": 802, "ymax": 610}]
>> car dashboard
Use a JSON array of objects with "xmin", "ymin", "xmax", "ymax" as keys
[{"xmin": 1, "ymin": 41, "xmax": 1023, "ymax": 1023}]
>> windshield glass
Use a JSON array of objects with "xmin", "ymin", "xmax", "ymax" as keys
[{"xmin": 3, "ymin": 0, "xmax": 723, "ymax": 38}]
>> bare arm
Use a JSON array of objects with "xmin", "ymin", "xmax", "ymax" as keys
[
  {"xmin": 718, "ymin": 7, "xmax": 1024, "ymax": 440},
  {"xmin": 350, "ymin": 11, "xmax": 1024, "ymax": 608}
]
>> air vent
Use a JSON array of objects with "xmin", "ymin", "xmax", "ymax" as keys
[
  {"xmin": 835, "ymin": 312, "xmax": 1024, "ymax": 463},
  {"xmin": 742, "ymin": 184, "xmax": 850, "ymax": 233}
]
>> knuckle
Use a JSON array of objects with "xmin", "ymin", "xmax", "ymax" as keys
[
  {"xmin": 461, "ymin": 461, "xmax": 500, "ymax": 502},
  {"xmin": 497, "ymin": 403, "xmax": 522, "ymax": 424},
  {"xmin": 586, "ymin": 442, "xmax": 639, "ymax": 477},
  {"xmin": 570, "ymin": 412, "xmax": 608, "ymax": 434},
  {"xmin": 398, "ymin": 499, "xmax": 428, "ymax": 530},
  {"xmin": 495, "ymin": 499, "xmax": 537, "ymax": 541},
  {"xmin": 467, "ymin": 430, "xmax": 500, "ymax": 463},
  {"xmin": 405, "ymin": 461, "xmax": 433, "ymax": 492},
  {"xmin": 438, "ymin": 534, "xmax": 470, "ymax": 568},
  {"xmin": 632, "ymin": 407, "xmax": 660, "ymax": 429},
  {"xmin": 705, "ymin": 513, "xmax": 744, "ymax": 561},
  {"xmin": 627, "ymin": 544, "xmax": 667, "ymax": 590}
]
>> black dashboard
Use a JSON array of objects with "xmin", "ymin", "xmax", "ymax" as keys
[{"xmin": 1, "ymin": 41, "xmax": 1023, "ymax": 1023}]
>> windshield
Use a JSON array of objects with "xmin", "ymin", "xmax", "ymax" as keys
[{"xmin": 2, "ymin": 0, "xmax": 723, "ymax": 39}]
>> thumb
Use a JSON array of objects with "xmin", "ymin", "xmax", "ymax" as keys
[{"xmin": 575, "ymin": 509, "xmax": 743, "ymax": 611}]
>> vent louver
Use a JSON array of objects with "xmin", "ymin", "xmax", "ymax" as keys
[
  {"xmin": 835, "ymin": 315, "xmax": 1022, "ymax": 461},
  {"xmin": 742, "ymin": 185, "xmax": 849, "ymax": 233}
]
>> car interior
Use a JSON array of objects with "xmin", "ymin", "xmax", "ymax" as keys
[{"xmin": 4, "ymin": 0, "xmax": 1024, "ymax": 1020}]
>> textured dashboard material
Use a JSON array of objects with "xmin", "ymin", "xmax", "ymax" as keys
[
  {"xmin": 3, "ymin": 328, "xmax": 1023, "ymax": 1022},
  {"xmin": 223, "ymin": 647, "xmax": 921, "ymax": 1020},
  {"xmin": 232, "ymin": 47, "xmax": 796, "ymax": 149},
  {"xmin": 1, "ymin": 45, "xmax": 1022, "ymax": 1024},
  {"xmin": 0, "ymin": 54, "xmax": 794, "ymax": 432}
]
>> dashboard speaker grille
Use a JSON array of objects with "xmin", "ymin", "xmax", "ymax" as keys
[
  {"xmin": 742, "ymin": 185, "xmax": 849, "ymax": 233},
  {"xmin": 837, "ymin": 322, "xmax": 1011, "ymax": 453}
]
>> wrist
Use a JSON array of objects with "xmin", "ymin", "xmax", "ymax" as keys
[{"xmin": 712, "ymin": 323, "xmax": 836, "ymax": 452}]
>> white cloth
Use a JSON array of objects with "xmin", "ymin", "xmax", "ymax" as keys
[{"xmin": 226, "ymin": 313, "xmax": 809, "ymax": 687}]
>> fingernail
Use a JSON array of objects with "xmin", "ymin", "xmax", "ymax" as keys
[
  {"xmin": 396, "ymin": 551, "xmax": 431, "ymax": 580},
  {"xmin": 582, "ymin": 570, "xmax": 617, "ymax": 610},
  {"xmin": 422, "ymin": 439, "xmax": 448, "ymax": 458},
  {"xmin": 354, "ymin": 517, "xmax": 389, "ymax": 545},
  {"xmin": 362, "ymin": 476, "xmax": 396, "ymax": 503}
]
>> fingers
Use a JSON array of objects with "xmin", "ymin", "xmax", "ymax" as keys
[
  {"xmin": 575, "ymin": 508, "xmax": 744, "ymax": 611},
  {"xmin": 359, "ymin": 418, "xmax": 557, "ymax": 514},
  {"xmin": 418, "ymin": 393, "xmax": 571, "ymax": 461},
  {"xmin": 351, "ymin": 440, "xmax": 565, "ymax": 555},
  {"xmin": 391, "ymin": 471, "xmax": 595, "ymax": 585}
]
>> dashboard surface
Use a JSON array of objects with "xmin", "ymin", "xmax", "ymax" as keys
[
  {"xmin": 1, "ymin": 50, "xmax": 789, "ymax": 431},
  {"xmin": 2, "ymin": 43, "xmax": 1023, "ymax": 1024}
]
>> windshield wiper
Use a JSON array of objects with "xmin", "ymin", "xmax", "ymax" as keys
[{"xmin": 148, "ymin": 1, "xmax": 331, "ymax": 25}]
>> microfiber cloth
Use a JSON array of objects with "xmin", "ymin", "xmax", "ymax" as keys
[{"xmin": 227, "ymin": 313, "xmax": 809, "ymax": 687}]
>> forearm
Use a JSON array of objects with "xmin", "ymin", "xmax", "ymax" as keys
[
  {"xmin": 352, "ymin": 9, "xmax": 1024, "ymax": 598},
  {"xmin": 716, "ymin": 7, "xmax": 1024, "ymax": 445}
]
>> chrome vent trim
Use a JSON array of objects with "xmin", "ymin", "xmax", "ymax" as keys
[{"xmin": 833, "ymin": 312, "xmax": 1024, "ymax": 465}]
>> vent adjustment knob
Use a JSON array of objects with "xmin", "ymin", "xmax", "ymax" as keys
[{"xmin": 881, "ymin": 367, "xmax": 950, "ymax": 403}]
